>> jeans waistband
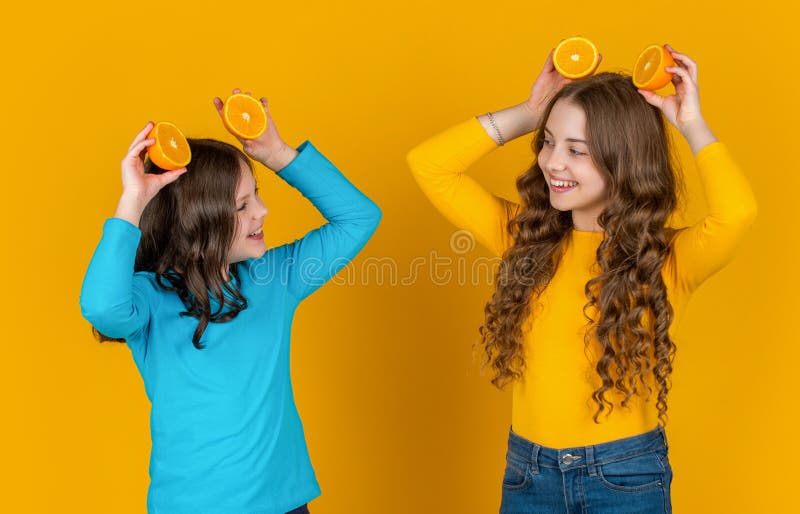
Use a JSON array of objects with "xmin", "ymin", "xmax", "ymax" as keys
[{"xmin": 506, "ymin": 425, "xmax": 668, "ymax": 476}]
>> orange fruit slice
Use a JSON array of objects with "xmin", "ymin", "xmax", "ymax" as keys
[
  {"xmin": 633, "ymin": 45, "xmax": 676, "ymax": 91},
  {"xmin": 553, "ymin": 36, "xmax": 600, "ymax": 79},
  {"xmin": 222, "ymin": 94, "xmax": 267, "ymax": 140},
  {"xmin": 146, "ymin": 121, "xmax": 191, "ymax": 171}
]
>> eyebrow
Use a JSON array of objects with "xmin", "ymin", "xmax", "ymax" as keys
[
  {"xmin": 237, "ymin": 185, "xmax": 259, "ymax": 203},
  {"xmin": 544, "ymin": 127, "xmax": 586, "ymax": 144}
]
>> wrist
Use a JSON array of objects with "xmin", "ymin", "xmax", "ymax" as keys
[
  {"xmin": 681, "ymin": 119, "xmax": 717, "ymax": 154},
  {"xmin": 261, "ymin": 142, "xmax": 298, "ymax": 172},
  {"xmin": 680, "ymin": 117, "xmax": 709, "ymax": 135},
  {"xmin": 521, "ymin": 100, "xmax": 542, "ymax": 130},
  {"xmin": 114, "ymin": 192, "xmax": 148, "ymax": 227}
]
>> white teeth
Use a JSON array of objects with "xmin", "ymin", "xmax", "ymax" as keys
[
  {"xmin": 248, "ymin": 229, "xmax": 262, "ymax": 237},
  {"xmin": 552, "ymin": 179, "xmax": 578, "ymax": 188}
]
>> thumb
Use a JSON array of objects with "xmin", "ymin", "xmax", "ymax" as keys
[
  {"xmin": 158, "ymin": 168, "xmax": 188, "ymax": 187},
  {"xmin": 637, "ymin": 88, "xmax": 663, "ymax": 109}
]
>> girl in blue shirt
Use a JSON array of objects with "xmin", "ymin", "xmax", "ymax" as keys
[{"xmin": 79, "ymin": 89, "xmax": 382, "ymax": 513}]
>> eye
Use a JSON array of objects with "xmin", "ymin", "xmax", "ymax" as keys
[
  {"xmin": 543, "ymin": 138, "xmax": 554, "ymax": 146},
  {"xmin": 237, "ymin": 203, "xmax": 247, "ymax": 211},
  {"xmin": 570, "ymin": 148, "xmax": 586, "ymax": 156}
]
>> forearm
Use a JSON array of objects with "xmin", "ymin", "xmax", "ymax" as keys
[
  {"xmin": 407, "ymin": 118, "xmax": 520, "ymax": 256},
  {"xmin": 260, "ymin": 141, "xmax": 299, "ymax": 173},
  {"xmin": 278, "ymin": 141, "xmax": 380, "ymax": 226},
  {"xmin": 113, "ymin": 192, "xmax": 148, "ymax": 228},
  {"xmin": 476, "ymin": 101, "xmax": 540, "ymax": 145},
  {"xmin": 682, "ymin": 119, "xmax": 718, "ymax": 155}
]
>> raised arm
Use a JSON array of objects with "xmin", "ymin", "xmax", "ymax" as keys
[
  {"xmin": 79, "ymin": 218, "xmax": 153, "ymax": 341},
  {"xmin": 638, "ymin": 45, "xmax": 757, "ymax": 292},
  {"xmin": 407, "ymin": 49, "xmax": 578, "ymax": 256},
  {"xmin": 79, "ymin": 122, "xmax": 185, "ymax": 341},
  {"xmin": 668, "ymin": 138, "xmax": 757, "ymax": 292},
  {"xmin": 407, "ymin": 117, "xmax": 520, "ymax": 257},
  {"xmin": 214, "ymin": 90, "xmax": 381, "ymax": 301},
  {"xmin": 268, "ymin": 141, "xmax": 382, "ymax": 302}
]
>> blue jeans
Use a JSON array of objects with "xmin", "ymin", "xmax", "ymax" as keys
[{"xmin": 500, "ymin": 426, "xmax": 672, "ymax": 513}]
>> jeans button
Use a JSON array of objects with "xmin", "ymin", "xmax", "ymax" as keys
[{"xmin": 562, "ymin": 453, "xmax": 582, "ymax": 465}]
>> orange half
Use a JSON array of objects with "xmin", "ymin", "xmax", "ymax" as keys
[
  {"xmin": 633, "ymin": 45, "xmax": 676, "ymax": 91},
  {"xmin": 222, "ymin": 94, "xmax": 267, "ymax": 140},
  {"xmin": 146, "ymin": 121, "xmax": 191, "ymax": 171},
  {"xmin": 553, "ymin": 36, "xmax": 600, "ymax": 79}
]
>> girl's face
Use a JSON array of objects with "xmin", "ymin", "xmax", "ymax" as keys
[
  {"xmin": 228, "ymin": 161, "xmax": 269, "ymax": 264},
  {"xmin": 537, "ymin": 99, "xmax": 609, "ymax": 232}
]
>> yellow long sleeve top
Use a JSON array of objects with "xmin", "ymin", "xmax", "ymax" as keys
[{"xmin": 407, "ymin": 117, "xmax": 758, "ymax": 448}]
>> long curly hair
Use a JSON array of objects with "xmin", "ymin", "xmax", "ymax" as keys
[
  {"xmin": 479, "ymin": 72, "xmax": 685, "ymax": 425},
  {"xmin": 91, "ymin": 138, "xmax": 254, "ymax": 349}
]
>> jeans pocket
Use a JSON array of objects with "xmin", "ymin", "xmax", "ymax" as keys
[
  {"xmin": 502, "ymin": 455, "xmax": 532, "ymax": 491},
  {"xmin": 596, "ymin": 450, "xmax": 666, "ymax": 493}
]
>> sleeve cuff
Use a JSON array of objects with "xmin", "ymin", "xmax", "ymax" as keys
[
  {"xmin": 274, "ymin": 140, "xmax": 341, "ymax": 191},
  {"xmin": 275, "ymin": 140, "xmax": 319, "ymax": 180},
  {"xmin": 106, "ymin": 217, "xmax": 142, "ymax": 238},
  {"xmin": 695, "ymin": 140, "xmax": 727, "ymax": 166}
]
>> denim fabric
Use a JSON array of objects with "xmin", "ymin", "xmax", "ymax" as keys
[{"xmin": 500, "ymin": 426, "xmax": 672, "ymax": 513}]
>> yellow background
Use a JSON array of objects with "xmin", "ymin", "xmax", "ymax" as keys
[{"xmin": 2, "ymin": 0, "xmax": 796, "ymax": 512}]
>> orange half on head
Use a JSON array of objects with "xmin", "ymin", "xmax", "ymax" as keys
[
  {"xmin": 633, "ymin": 45, "xmax": 676, "ymax": 91},
  {"xmin": 553, "ymin": 36, "xmax": 600, "ymax": 79},
  {"xmin": 146, "ymin": 121, "xmax": 191, "ymax": 171},
  {"xmin": 222, "ymin": 94, "xmax": 268, "ymax": 140}
]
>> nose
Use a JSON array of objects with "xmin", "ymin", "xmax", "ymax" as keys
[
  {"xmin": 542, "ymin": 146, "xmax": 567, "ymax": 173},
  {"xmin": 253, "ymin": 199, "xmax": 269, "ymax": 219}
]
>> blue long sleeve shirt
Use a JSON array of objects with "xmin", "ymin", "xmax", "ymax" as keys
[{"xmin": 79, "ymin": 141, "xmax": 381, "ymax": 514}]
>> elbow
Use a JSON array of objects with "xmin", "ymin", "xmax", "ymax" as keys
[
  {"xmin": 406, "ymin": 145, "xmax": 427, "ymax": 179},
  {"xmin": 745, "ymin": 196, "xmax": 758, "ymax": 227},
  {"xmin": 735, "ymin": 195, "xmax": 758, "ymax": 232},
  {"xmin": 362, "ymin": 199, "xmax": 382, "ymax": 235},
  {"xmin": 79, "ymin": 297, "xmax": 135, "ymax": 340},
  {"xmin": 79, "ymin": 305, "xmax": 122, "ymax": 339}
]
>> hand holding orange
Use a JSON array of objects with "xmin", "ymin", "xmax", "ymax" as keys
[
  {"xmin": 220, "ymin": 93, "xmax": 268, "ymax": 140},
  {"xmin": 633, "ymin": 44, "xmax": 676, "ymax": 91},
  {"xmin": 146, "ymin": 121, "xmax": 191, "ymax": 171}
]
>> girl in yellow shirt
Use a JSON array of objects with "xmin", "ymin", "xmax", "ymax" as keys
[{"xmin": 408, "ymin": 45, "xmax": 756, "ymax": 513}]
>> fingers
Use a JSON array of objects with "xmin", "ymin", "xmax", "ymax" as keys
[
  {"xmin": 666, "ymin": 64, "xmax": 695, "ymax": 89},
  {"xmin": 128, "ymin": 121, "xmax": 154, "ymax": 153},
  {"xmin": 127, "ymin": 138, "xmax": 155, "ymax": 158},
  {"xmin": 665, "ymin": 44, "xmax": 698, "ymax": 83},
  {"xmin": 637, "ymin": 88, "xmax": 664, "ymax": 109},
  {"xmin": 543, "ymin": 48, "xmax": 555, "ymax": 70},
  {"xmin": 158, "ymin": 167, "xmax": 188, "ymax": 187}
]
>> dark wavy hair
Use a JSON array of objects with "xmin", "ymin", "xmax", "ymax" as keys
[
  {"xmin": 91, "ymin": 138, "xmax": 254, "ymax": 349},
  {"xmin": 479, "ymin": 72, "xmax": 685, "ymax": 425}
]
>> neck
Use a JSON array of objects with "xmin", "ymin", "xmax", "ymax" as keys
[{"xmin": 571, "ymin": 209, "xmax": 604, "ymax": 233}]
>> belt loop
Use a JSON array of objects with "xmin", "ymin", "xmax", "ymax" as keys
[
  {"xmin": 659, "ymin": 424, "xmax": 669, "ymax": 450},
  {"xmin": 585, "ymin": 445, "xmax": 597, "ymax": 477},
  {"xmin": 530, "ymin": 443, "xmax": 540, "ymax": 475}
]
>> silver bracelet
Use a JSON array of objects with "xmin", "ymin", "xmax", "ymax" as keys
[{"xmin": 486, "ymin": 111, "xmax": 505, "ymax": 146}]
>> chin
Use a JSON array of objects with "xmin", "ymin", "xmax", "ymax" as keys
[{"xmin": 549, "ymin": 200, "xmax": 571, "ymax": 212}]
